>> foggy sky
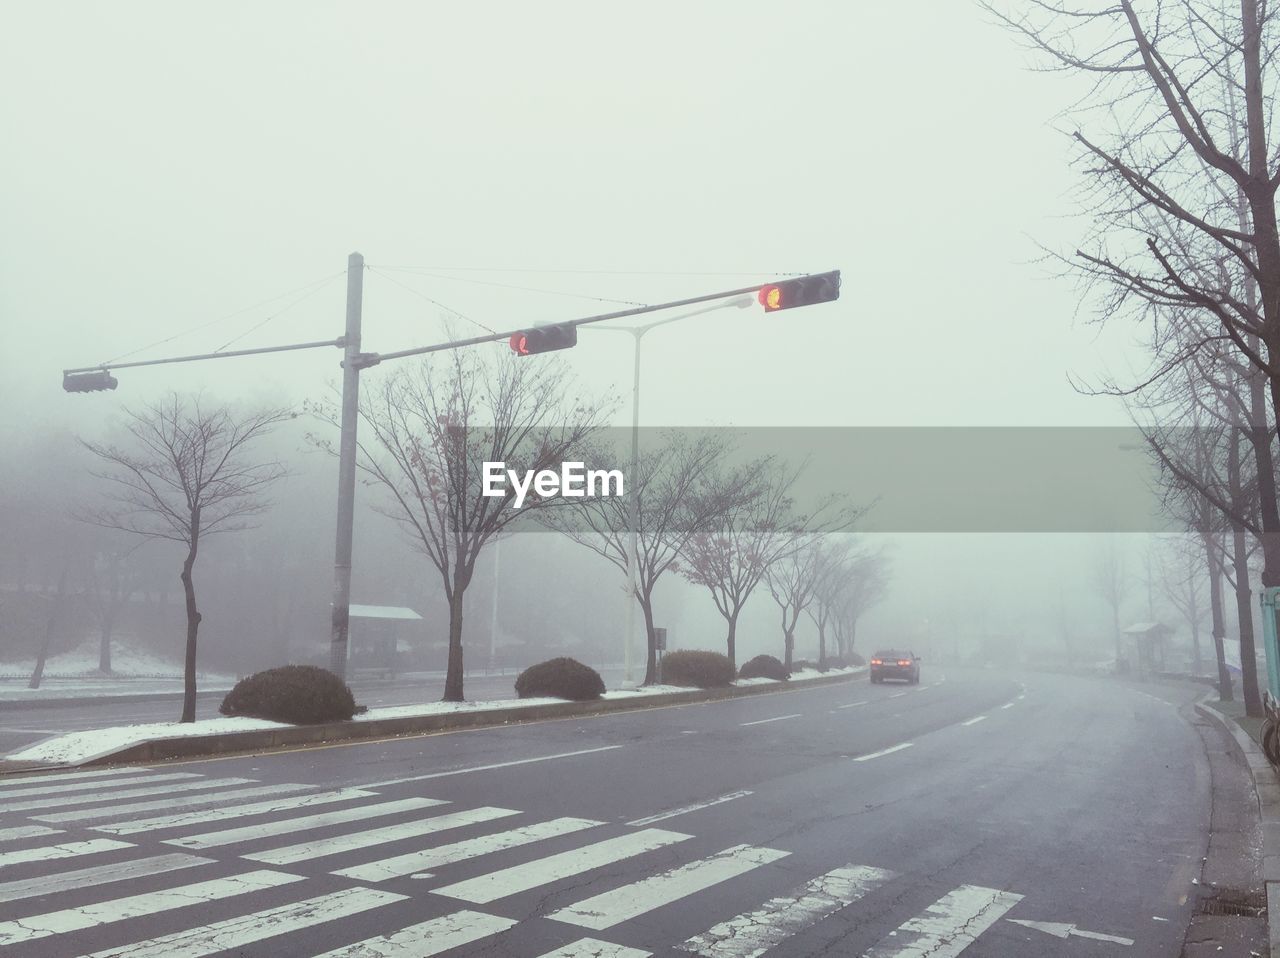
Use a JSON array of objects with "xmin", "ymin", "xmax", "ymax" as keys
[{"xmin": 0, "ymin": 3, "xmax": 1168, "ymax": 655}]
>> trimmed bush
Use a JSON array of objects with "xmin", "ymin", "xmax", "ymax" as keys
[
  {"xmin": 849, "ymin": 652, "xmax": 867, "ymax": 666},
  {"xmin": 514, "ymin": 657, "xmax": 605, "ymax": 701},
  {"xmin": 661, "ymin": 650, "xmax": 735, "ymax": 689},
  {"xmin": 738, "ymin": 654, "xmax": 790, "ymax": 681},
  {"xmin": 220, "ymin": 665, "xmax": 356, "ymax": 724},
  {"xmin": 792, "ymin": 658, "xmax": 828, "ymax": 673}
]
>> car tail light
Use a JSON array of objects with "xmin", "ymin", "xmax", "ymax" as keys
[
  {"xmin": 897, "ymin": 660, "xmax": 911, "ymax": 666},
  {"xmin": 870, "ymin": 659, "xmax": 882, "ymax": 666}
]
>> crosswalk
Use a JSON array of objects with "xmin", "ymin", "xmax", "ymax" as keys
[{"xmin": 0, "ymin": 763, "xmax": 1063, "ymax": 957}]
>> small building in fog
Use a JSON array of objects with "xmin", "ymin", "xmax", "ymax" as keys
[
  {"xmin": 1120, "ymin": 621, "xmax": 1172, "ymax": 672},
  {"xmin": 347, "ymin": 604, "xmax": 423, "ymax": 677}
]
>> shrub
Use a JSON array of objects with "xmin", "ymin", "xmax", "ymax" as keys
[
  {"xmin": 849, "ymin": 652, "xmax": 867, "ymax": 666},
  {"xmin": 738, "ymin": 654, "xmax": 790, "ymax": 681},
  {"xmin": 514, "ymin": 657, "xmax": 605, "ymax": 701},
  {"xmin": 661, "ymin": 650, "xmax": 735, "ymax": 689},
  {"xmin": 220, "ymin": 665, "xmax": 356, "ymax": 724},
  {"xmin": 792, "ymin": 658, "xmax": 828, "ymax": 673}
]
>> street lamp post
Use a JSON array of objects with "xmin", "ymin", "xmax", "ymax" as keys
[{"xmin": 585, "ymin": 296, "xmax": 753, "ymax": 685}]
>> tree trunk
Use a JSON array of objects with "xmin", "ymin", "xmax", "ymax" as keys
[
  {"xmin": 1231, "ymin": 524, "xmax": 1263, "ymax": 716},
  {"xmin": 817, "ymin": 621, "xmax": 827, "ymax": 667},
  {"xmin": 179, "ymin": 522, "xmax": 202, "ymax": 724},
  {"xmin": 784, "ymin": 630, "xmax": 795, "ymax": 670},
  {"xmin": 28, "ymin": 565, "xmax": 68, "ymax": 690},
  {"xmin": 443, "ymin": 589, "xmax": 466, "ymax": 702},
  {"xmin": 848, "ymin": 619, "xmax": 857, "ymax": 658},
  {"xmin": 1203, "ymin": 532, "xmax": 1233, "ymax": 702},
  {"xmin": 640, "ymin": 594, "xmax": 658, "ymax": 685},
  {"xmin": 725, "ymin": 610, "xmax": 738, "ymax": 669},
  {"xmin": 98, "ymin": 608, "xmax": 116, "ymax": 674}
]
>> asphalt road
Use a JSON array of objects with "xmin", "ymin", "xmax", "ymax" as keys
[{"xmin": 0, "ymin": 668, "xmax": 1216, "ymax": 957}]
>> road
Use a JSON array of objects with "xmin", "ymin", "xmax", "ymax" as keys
[{"xmin": 0, "ymin": 668, "xmax": 1216, "ymax": 957}]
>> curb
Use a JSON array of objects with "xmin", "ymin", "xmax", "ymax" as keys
[
  {"xmin": 9, "ymin": 668, "xmax": 867, "ymax": 770},
  {"xmin": 1194, "ymin": 700, "xmax": 1279, "ymax": 955}
]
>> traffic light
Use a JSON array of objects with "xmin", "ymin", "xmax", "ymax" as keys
[
  {"xmin": 508, "ymin": 323, "xmax": 578, "ymax": 356},
  {"xmin": 757, "ymin": 270, "xmax": 841, "ymax": 313},
  {"xmin": 63, "ymin": 370, "xmax": 118, "ymax": 393}
]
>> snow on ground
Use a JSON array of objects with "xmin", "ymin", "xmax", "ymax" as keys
[
  {"xmin": 6, "ymin": 664, "xmax": 866, "ymax": 766},
  {"xmin": 0, "ymin": 639, "xmax": 235, "ymax": 682},
  {"xmin": 5, "ymin": 715, "xmax": 289, "ymax": 766}
]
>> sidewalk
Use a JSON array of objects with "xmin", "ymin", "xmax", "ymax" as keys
[{"xmin": 1193, "ymin": 696, "xmax": 1273, "ymax": 956}]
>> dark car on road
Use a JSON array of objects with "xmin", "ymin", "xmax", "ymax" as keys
[{"xmin": 870, "ymin": 649, "xmax": 920, "ymax": 684}]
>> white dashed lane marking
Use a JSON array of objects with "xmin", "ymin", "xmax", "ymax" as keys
[{"xmin": 854, "ymin": 743, "xmax": 913, "ymax": 762}]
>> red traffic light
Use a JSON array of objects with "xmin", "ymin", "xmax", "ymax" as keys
[
  {"xmin": 758, "ymin": 285, "xmax": 784, "ymax": 311},
  {"xmin": 507, "ymin": 324, "xmax": 577, "ymax": 356},
  {"xmin": 757, "ymin": 270, "xmax": 841, "ymax": 313}
]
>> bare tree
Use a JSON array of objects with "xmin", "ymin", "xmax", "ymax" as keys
[
  {"xmin": 85, "ymin": 539, "xmax": 145, "ymax": 674},
  {"xmin": 81, "ymin": 394, "xmax": 291, "ymax": 722},
  {"xmin": 1159, "ymin": 536, "xmax": 1209, "ymax": 676},
  {"xmin": 330, "ymin": 349, "xmax": 612, "ymax": 701},
  {"xmin": 766, "ymin": 538, "xmax": 825, "ymax": 670},
  {"xmin": 831, "ymin": 546, "xmax": 891, "ymax": 660},
  {"xmin": 553, "ymin": 431, "xmax": 755, "ymax": 684},
  {"xmin": 681, "ymin": 461, "xmax": 856, "ymax": 667},
  {"xmin": 986, "ymin": 0, "xmax": 1280, "ymax": 600}
]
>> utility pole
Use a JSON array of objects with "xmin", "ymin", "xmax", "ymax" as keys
[{"xmin": 329, "ymin": 251, "xmax": 364, "ymax": 679}]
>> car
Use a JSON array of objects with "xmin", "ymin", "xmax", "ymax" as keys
[{"xmin": 870, "ymin": 649, "xmax": 920, "ymax": 684}]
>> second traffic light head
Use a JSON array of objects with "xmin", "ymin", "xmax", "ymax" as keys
[
  {"xmin": 63, "ymin": 370, "xmax": 119, "ymax": 393},
  {"xmin": 758, "ymin": 270, "xmax": 842, "ymax": 313},
  {"xmin": 508, "ymin": 323, "xmax": 578, "ymax": 356}
]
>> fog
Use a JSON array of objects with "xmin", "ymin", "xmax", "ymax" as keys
[{"xmin": 0, "ymin": 3, "xmax": 1223, "ymax": 684}]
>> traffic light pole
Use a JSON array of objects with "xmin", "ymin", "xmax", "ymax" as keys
[{"xmin": 329, "ymin": 252, "xmax": 365, "ymax": 680}]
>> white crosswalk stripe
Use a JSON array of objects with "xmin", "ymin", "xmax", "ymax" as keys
[
  {"xmin": 550, "ymin": 844, "xmax": 790, "ymax": 930},
  {"xmin": 0, "ymin": 868, "xmax": 301, "ymax": 946},
  {"xmin": 83, "ymin": 886, "xmax": 408, "ymax": 958},
  {"xmin": 333, "ymin": 816, "xmax": 603, "ymax": 882},
  {"xmin": 0, "ymin": 770, "xmax": 200, "ymax": 800},
  {"xmin": 0, "ymin": 767, "xmax": 154, "ymax": 788},
  {"xmin": 164, "ymin": 796, "xmax": 446, "ymax": 849},
  {"xmin": 0, "ymin": 837, "xmax": 132, "ymax": 870},
  {"xmin": 92, "ymin": 786, "xmax": 377, "ymax": 834},
  {"xmin": 0, "ymin": 824, "xmax": 61, "ymax": 844},
  {"xmin": 679, "ymin": 863, "xmax": 897, "ymax": 958},
  {"xmin": 313, "ymin": 910, "xmax": 517, "ymax": 957},
  {"xmin": 536, "ymin": 940, "xmax": 653, "ymax": 958},
  {"xmin": 433, "ymin": 828, "xmax": 693, "ymax": 905},
  {"xmin": 244, "ymin": 805, "xmax": 521, "ymax": 865},
  {"xmin": 4, "ymin": 775, "xmax": 256, "ymax": 813},
  {"xmin": 863, "ymin": 884, "xmax": 1023, "ymax": 958},
  {"xmin": 0, "ymin": 852, "xmax": 212, "ymax": 904},
  {"xmin": 33, "ymin": 781, "xmax": 317, "ymax": 824}
]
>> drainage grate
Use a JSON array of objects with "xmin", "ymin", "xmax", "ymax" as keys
[{"xmin": 1195, "ymin": 890, "xmax": 1266, "ymax": 918}]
